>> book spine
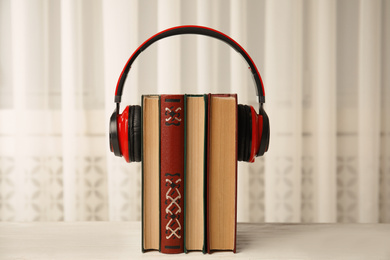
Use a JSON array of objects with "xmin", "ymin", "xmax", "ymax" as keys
[
  {"xmin": 141, "ymin": 95, "xmax": 145, "ymax": 253},
  {"xmin": 183, "ymin": 94, "xmax": 208, "ymax": 254},
  {"xmin": 160, "ymin": 94, "xmax": 185, "ymax": 254},
  {"xmin": 202, "ymin": 94, "xmax": 208, "ymax": 254},
  {"xmin": 206, "ymin": 94, "xmax": 211, "ymax": 254},
  {"xmin": 183, "ymin": 94, "xmax": 188, "ymax": 254}
]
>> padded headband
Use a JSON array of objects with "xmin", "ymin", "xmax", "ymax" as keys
[{"xmin": 115, "ymin": 25, "xmax": 265, "ymax": 105}]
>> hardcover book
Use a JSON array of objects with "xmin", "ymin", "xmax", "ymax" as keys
[
  {"xmin": 184, "ymin": 95, "xmax": 208, "ymax": 253},
  {"xmin": 206, "ymin": 94, "xmax": 238, "ymax": 253},
  {"xmin": 160, "ymin": 95, "xmax": 185, "ymax": 254},
  {"xmin": 141, "ymin": 93, "xmax": 238, "ymax": 254},
  {"xmin": 141, "ymin": 95, "xmax": 160, "ymax": 252}
]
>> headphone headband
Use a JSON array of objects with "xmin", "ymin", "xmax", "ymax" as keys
[{"xmin": 115, "ymin": 25, "xmax": 265, "ymax": 105}]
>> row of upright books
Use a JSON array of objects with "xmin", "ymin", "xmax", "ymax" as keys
[{"xmin": 142, "ymin": 94, "xmax": 238, "ymax": 254}]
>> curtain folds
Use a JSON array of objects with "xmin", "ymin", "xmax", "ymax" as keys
[{"xmin": 0, "ymin": 0, "xmax": 389, "ymax": 223}]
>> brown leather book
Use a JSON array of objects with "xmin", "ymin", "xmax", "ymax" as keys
[
  {"xmin": 160, "ymin": 94, "xmax": 185, "ymax": 254},
  {"xmin": 206, "ymin": 94, "xmax": 238, "ymax": 253}
]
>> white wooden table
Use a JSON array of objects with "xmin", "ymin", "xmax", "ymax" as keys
[{"xmin": 1, "ymin": 222, "xmax": 389, "ymax": 260}]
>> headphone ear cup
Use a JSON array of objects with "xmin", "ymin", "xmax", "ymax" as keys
[{"xmin": 257, "ymin": 107, "xmax": 270, "ymax": 156}]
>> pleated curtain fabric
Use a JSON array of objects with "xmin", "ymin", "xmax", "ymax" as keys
[{"xmin": 0, "ymin": 0, "xmax": 389, "ymax": 223}]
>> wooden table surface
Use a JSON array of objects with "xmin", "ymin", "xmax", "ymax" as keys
[{"xmin": 1, "ymin": 222, "xmax": 389, "ymax": 260}]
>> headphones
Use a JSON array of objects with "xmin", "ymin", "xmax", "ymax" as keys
[{"xmin": 109, "ymin": 25, "xmax": 269, "ymax": 163}]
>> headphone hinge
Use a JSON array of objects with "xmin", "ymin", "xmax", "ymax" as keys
[
  {"xmin": 259, "ymin": 103, "xmax": 264, "ymax": 113},
  {"xmin": 115, "ymin": 95, "xmax": 122, "ymax": 103},
  {"xmin": 258, "ymin": 96, "xmax": 265, "ymax": 104},
  {"xmin": 116, "ymin": 103, "xmax": 120, "ymax": 115}
]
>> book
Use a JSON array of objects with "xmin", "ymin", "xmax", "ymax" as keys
[
  {"xmin": 141, "ymin": 93, "xmax": 238, "ymax": 254},
  {"xmin": 141, "ymin": 95, "xmax": 160, "ymax": 252},
  {"xmin": 184, "ymin": 95, "xmax": 207, "ymax": 253},
  {"xmin": 160, "ymin": 95, "xmax": 185, "ymax": 254},
  {"xmin": 206, "ymin": 94, "xmax": 238, "ymax": 253}
]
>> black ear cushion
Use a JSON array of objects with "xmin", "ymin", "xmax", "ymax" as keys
[
  {"xmin": 132, "ymin": 105, "xmax": 142, "ymax": 162},
  {"xmin": 244, "ymin": 105, "xmax": 252, "ymax": 162},
  {"xmin": 237, "ymin": 105, "xmax": 246, "ymax": 161},
  {"xmin": 128, "ymin": 106, "xmax": 135, "ymax": 162},
  {"xmin": 109, "ymin": 110, "xmax": 121, "ymax": 157},
  {"xmin": 237, "ymin": 104, "xmax": 252, "ymax": 162},
  {"xmin": 257, "ymin": 107, "xmax": 270, "ymax": 156},
  {"xmin": 263, "ymin": 109, "xmax": 270, "ymax": 152}
]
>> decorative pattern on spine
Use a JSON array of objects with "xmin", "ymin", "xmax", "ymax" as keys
[
  {"xmin": 165, "ymin": 173, "xmax": 182, "ymax": 240},
  {"xmin": 160, "ymin": 95, "xmax": 185, "ymax": 254}
]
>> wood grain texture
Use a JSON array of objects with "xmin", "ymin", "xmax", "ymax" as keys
[{"xmin": 1, "ymin": 222, "xmax": 390, "ymax": 259}]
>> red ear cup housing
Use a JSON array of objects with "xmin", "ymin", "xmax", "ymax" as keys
[
  {"xmin": 249, "ymin": 106, "xmax": 261, "ymax": 162},
  {"xmin": 118, "ymin": 106, "xmax": 130, "ymax": 162},
  {"xmin": 109, "ymin": 105, "xmax": 142, "ymax": 163}
]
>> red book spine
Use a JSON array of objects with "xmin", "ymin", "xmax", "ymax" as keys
[{"xmin": 160, "ymin": 95, "xmax": 185, "ymax": 254}]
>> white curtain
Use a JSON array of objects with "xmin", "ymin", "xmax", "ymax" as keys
[{"xmin": 0, "ymin": 0, "xmax": 389, "ymax": 223}]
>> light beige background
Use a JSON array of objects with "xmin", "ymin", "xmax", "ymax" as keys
[{"xmin": 0, "ymin": 0, "xmax": 389, "ymax": 223}]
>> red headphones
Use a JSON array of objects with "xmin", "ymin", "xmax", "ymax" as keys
[{"xmin": 109, "ymin": 25, "xmax": 269, "ymax": 163}]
